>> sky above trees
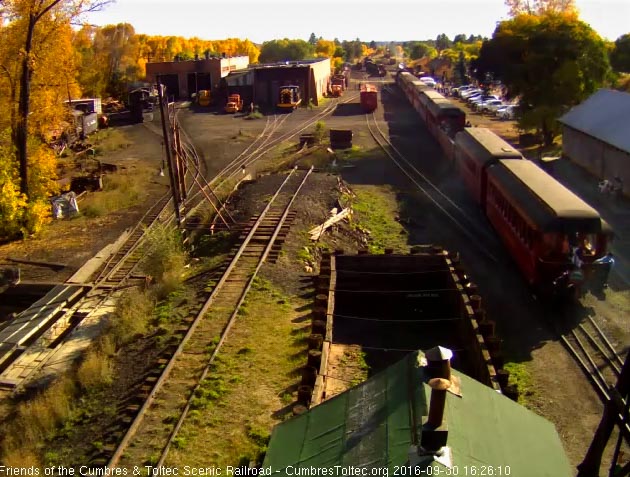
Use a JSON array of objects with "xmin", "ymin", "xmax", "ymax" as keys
[{"xmin": 84, "ymin": 0, "xmax": 629, "ymax": 42}]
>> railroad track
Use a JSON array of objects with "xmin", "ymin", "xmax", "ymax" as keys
[
  {"xmin": 559, "ymin": 315, "xmax": 627, "ymax": 405},
  {"xmin": 104, "ymin": 166, "xmax": 313, "ymax": 469},
  {"xmin": 365, "ymin": 111, "xmax": 500, "ymax": 263},
  {"xmin": 185, "ymin": 93, "xmax": 360, "ymax": 211}
]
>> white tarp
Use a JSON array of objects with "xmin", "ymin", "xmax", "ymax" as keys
[{"xmin": 50, "ymin": 191, "xmax": 79, "ymax": 219}]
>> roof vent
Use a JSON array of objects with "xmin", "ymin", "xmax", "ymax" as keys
[{"xmin": 425, "ymin": 346, "xmax": 453, "ymax": 380}]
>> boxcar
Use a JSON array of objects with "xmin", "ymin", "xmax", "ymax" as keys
[
  {"xmin": 360, "ymin": 84, "xmax": 378, "ymax": 112},
  {"xmin": 485, "ymin": 159, "xmax": 612, "ymax": 288},
  {"xmin": 454, "ymin": 128, "xmax": 523, "ymax": 205}
]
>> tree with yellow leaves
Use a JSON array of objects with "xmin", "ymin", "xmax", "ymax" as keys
[
  {"xmin": 505, "ymin": 0, "xmax": 578, "ymax": 16},
  {"xmin": 0, "ymin": 0, "xmax": 106, "ymax": 237}
]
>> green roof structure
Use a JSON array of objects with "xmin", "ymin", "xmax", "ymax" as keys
[{"xmin": 263, "ymin": 351, "xmax": 572, "ymax": 476}]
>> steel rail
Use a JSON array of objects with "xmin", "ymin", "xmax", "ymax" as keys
[
  {"xmin": 156, "ymin": 166, "xmax": 314, "ymax": 467},
  {"xmin": 107, "ymin": 167, "xmax": 304, "ymax": 468},
  {"xmin": 365, "ymin": 112, "xmax": 499, "ymax": 263}
]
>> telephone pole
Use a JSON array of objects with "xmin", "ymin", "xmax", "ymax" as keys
[{"xmin": 157, "ymin": 78, "xmax": 183, "ymax": 228}]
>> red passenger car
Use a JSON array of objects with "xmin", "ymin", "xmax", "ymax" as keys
[
  {"xmin": 454, "ymin": 128, "xmax": 523, "ymax": 205},
  {"xmin": 360, "ymin": 84, "xmax": 378, "ymax": 112},
  {"xmin": 484, "ymin": 160, "xmax": 612, "ymax": 289},
  {"xmin": 425, "ymin": 99, "xmax": 466, "ymax": 137}
]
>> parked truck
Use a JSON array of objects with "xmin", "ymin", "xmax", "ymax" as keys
[{"xmin": 225, "ymin": 94, "xmax": 243, "ymax": 113}]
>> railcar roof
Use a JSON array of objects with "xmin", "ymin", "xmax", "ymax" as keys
[
  {"xmin": 455, "ymin": 128, "xmax": 523, "ymax": 165},
  {"xmin": 421, "ymin": 91, "xmax": 445, "ymax": 100},
  {"xmin": 490, "ymin": 160, "xmax": 605, "ymax": 232},
  {"xmin": 427, "ymin": 99, "xmax": 465, "ymax": 115}
]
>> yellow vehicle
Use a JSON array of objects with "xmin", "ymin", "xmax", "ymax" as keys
[
  {"xmin": 225, "ymin": 94, "xmax": 243, "ymax": 113},
  {"xmin": 197, "ymin": 90, "xmax": 211, "ymax": 106},
  {"xmin": 277, "ymin": 86, "xmax": 301, "ymax": 110}
]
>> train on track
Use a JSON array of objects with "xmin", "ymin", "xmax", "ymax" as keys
[
  {"xmin": 360, "ymin": 84, "xmax": 378, "ymax": 112},
  {"xmin": 397, "ymin": 71, "xmax": 466, "ymax": 138},
  {"xmin": 277, "ymin": 85, "xmax": 302, "ymax": 110},
  {"xmin": 455, "ymin": 128, "xmax": 612, "ymax": 292},
  {"xmin": 396, "ymin": 71, "xmax": 612, "ymax": 296}
]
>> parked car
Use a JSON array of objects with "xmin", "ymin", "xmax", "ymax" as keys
[
  {"xmin": 470, "ymin": 95, "xmax": 500, "ymax": 108},
  {"xmin": 419, "ymin": 77, "xmax": 436, "ymax": 87},
  {"xmin": 460, "ymin": 88, "xmax": 482, "ymax": 99},
  {"xmin": 481, "ymin": 99, "xmax": 505, "ymax": 114},
  {"xmin": 470, "ymin": 96, "xmax": 500, "ymax": 110},
  {"xmin": 452, "ymin": 85, "xmax": 472, "ymax": 97},
  {"xmin": 497, "ymin": 104, "xmax": 517, "ymax": 120}
]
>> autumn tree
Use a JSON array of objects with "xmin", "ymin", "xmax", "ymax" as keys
[
  {"xmin": 505, "ymin": 0, "xmax": 578, "ymax": 16},
  {"xmin": 5, "ymin": 0, "xmax": 108, "ymax": 201},
  {"xmin": 474, "ymin": 13, "xmax": 609, "ymax": 145},
  {"xmin": 1, "ymin": 0, "xmax": 99, "ymax": 237},
  {"xmin": 315, "ymin": 39, "xmax": 336, "ymax": 58},
  {"xmin": 610, "ymin": 34, "xmax": 630, "ymax": 72}
]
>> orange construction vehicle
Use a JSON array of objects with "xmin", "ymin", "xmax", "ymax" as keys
[{"xmin": 225, "ymin": 94, "xmax": 243, "ymax": 113}]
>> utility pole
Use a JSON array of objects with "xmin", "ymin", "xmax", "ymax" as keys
[
  {"xmin": 157, "ymin": 77, "xmax": 183, "ymax": 228},
  {"xmin": 577, "ymin": 350, "xmax": 630, "ymax": 477}
]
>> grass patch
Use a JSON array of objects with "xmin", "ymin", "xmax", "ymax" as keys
[
  {"xmin": 1, "ymin": 377, "xmax": 76, "ymax": 465},
  {"xmin": 91, "ymin": 128, "xmax": 132, "ymax": 154},
  {"xmin": 165, "ymin": 281, "xmax": 303, "ymax": 467},
  {"xmin": 245, "ymin": 111, "xmax": 264, "ymax": 120},
  {"xmin": 347, "ymin": 185, "xmax": 409, "ymax": 254},
  {"xmin": 80, "ymin": 173, "xmax": 144, "ymax": 217},
  {"xmin": 503, "ymin": 361, "xmax": 534, "ymax": 404}
]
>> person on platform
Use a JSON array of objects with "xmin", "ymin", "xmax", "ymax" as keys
[{"xmin": 593, "ymin": 252, "xmax": 615, "ymax": 289}]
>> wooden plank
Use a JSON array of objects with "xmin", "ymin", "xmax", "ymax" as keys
[
  {"xmin": 309, "ymin": 208, "xmax": 351, "ymax": 240},
  {"xmin": 326, "ymin": 256, "xmax": 336, "ymax": 342}
]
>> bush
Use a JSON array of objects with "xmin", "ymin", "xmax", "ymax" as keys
[
  {"xmin": 141, "ymin": 225, "xmax": 187, "ymax": 298},
  {"xmin": 77, "ymin": 349, "xmax": 113, "ymax": 390},
  {"xmin": 110, "ymin": 288, "xmax": 154, "ymax": 348},
  {"xmin": 313, "ymin": 121, "xmax": 326, "ymax": 144}
]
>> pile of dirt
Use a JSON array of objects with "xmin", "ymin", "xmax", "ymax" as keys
[{"xmin": 226, "ymin": 171, "xmax": 363, "ymax": 296}]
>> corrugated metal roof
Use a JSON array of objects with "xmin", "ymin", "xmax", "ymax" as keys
[
  {"xmin": 559, "ymin": 89, "xmax": 630, "ymax": 155},
  {"xmin": 263, "ymin": 351, "xmax": 572, "ymax": 476}
]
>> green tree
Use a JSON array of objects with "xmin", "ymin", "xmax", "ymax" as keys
[
  {"xmin": 453, "ymin": 34, "xmax": 467, "ymax": 44},
  {"xmin": 408, "ymin": 41, "xmax": 431, "ymax": 60},
  {"xmin": 474, "ymin": 13, "xmax": 609, "ymax": 145},
  {"xmin": 259, "ymin": 39, "xmax": 314, "ymax": 63},
  {"xmin": 610, "ymin": 34, "xmax": 630, "ymax": 72},
  {"xmin": 435, "ymin": 33, "xmax": 452, "ymax": 51},
  {"xmin": 455, "ymin": 51, "xmax": 467, "ymax": 84},
  {"xmin": 308, "ymin": 32, "xmax": 317, "ymax": 45}
]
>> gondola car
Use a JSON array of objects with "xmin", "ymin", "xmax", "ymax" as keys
[
  {"xmin": 277, "ymin": 85, "xmax": 301, "ymax": 110},
  {"xmin": 360, "ymin": 84, "xmax": 378, "ymax": 112},
  {"xmin": 483, "ymin": 160, "xmax": 612, "ymax": 291},
  {"xmin": 455, "ymin": 128, "xmax": 524, "ymax": 204}
]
